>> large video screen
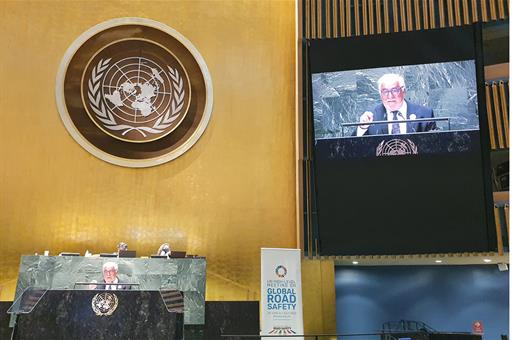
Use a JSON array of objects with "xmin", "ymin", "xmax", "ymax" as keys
[
  {"xmin": 313, "ymin": 60, "xmax": 479, "ymax": 159},
  {"xmin": 308, "ymin": 25, "xmax": 495, "ymax": 255}
]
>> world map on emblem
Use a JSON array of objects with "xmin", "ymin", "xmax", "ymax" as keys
[
  {"xmin": 83, "ymin": 39, "xmax": 191, "ymax": 143},
  {"xmin": 104, "ymin": 58, "xmax": 166, "ymax": 118}
]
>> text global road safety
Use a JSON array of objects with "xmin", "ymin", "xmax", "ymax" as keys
[{"xmin": 266, "ymin": 288, "xmax": 297, "ymax": 310}]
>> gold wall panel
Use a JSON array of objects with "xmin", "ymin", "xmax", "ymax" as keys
[
  {"xmin": 302, "ymin": 259, "xmax": 337, "ymax": 335},
  {"xmin": 0, "ymin": 0, "xmax": 297, "ymax": 301}
]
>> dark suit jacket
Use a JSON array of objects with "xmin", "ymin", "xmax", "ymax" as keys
[{"xmin": 360, "ymin": 100, "xmax": 436, "ymax": 135}]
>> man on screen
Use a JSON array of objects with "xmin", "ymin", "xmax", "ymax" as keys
[{"xmin": 355, "ymin": 73, "xmax": 437, "ymax": 136}]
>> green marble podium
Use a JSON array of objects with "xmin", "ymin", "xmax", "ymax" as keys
[
  {"xmin": 10, "ymin": 289, "xmax": 184, "ymax": 340},
  {"xmin": 13, "ymin": 255, "xmax": 206, "ymax": 324}
]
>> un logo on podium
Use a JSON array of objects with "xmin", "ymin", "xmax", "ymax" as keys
[
  {"xmin": 56, "ymin": 18, "xmax": 212, "ymax": 167},
  {"xmin": 91, "ymin": 292, "xmax": 119, "ymax": 316}
]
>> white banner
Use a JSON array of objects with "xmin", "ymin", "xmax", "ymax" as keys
[{"xmin": 261, "ymin": 248, "xmax": 304, "ymax": 339}]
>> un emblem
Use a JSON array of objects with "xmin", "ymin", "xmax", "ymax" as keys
[
  {"xmin": 56, "ymin": 18, "xmax": 212, "ymax": 167},
  {"xmin": 91, "ymin": 292, "xmax": 119, "ymax": 316},
  {"xmin": 86, "ymin": 56, "xmax": 188, "ymax": 142},
  {"xmin": 376, "ymin": 139, "xmax": 418, "ymax": 156}
]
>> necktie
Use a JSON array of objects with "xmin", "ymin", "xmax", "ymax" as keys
[{"xmin": 391, "ymin": 111, "xmax": 400, "ymax": 134}]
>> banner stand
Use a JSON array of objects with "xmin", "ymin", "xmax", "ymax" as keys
[{"xmin": 260, "ymin": 248, "xmax": 304, "ymax": 340}]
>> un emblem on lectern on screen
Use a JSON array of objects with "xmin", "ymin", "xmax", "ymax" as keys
[
  {"xmin": 56, "ymin": 18, "xmax": 213, "ymax": 167},
  {"xmin": 376, "ymin": 138, "xmax": 418, "ymax": 157}
]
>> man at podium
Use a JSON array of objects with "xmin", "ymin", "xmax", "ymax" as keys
[
  {"xmin": 355, "ymin": 73, "xmax": 437, "ymax": 136},
  {"xmin": 89, "ymin": 262, "xmax": 131, "ymax": 290}
]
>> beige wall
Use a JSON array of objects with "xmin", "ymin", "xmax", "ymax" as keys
[{"xmin": 0, "ymin": 0, "xmax": 297, "ymax": 301}]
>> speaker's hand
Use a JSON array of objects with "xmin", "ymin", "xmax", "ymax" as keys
[{"xmin": 359, "ymin": 111, "xmax": 374, "ymax": 130}]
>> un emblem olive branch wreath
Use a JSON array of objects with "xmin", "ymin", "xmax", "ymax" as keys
[{"xmin": 87, "ymin": 58, "xmax": 185, "ymax": 138}]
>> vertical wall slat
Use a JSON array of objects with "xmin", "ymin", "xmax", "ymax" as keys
[
  {"xmin": 492, "ymin": 83, "xmax": 504, "ymax": 148},
  {"xmin": 384, "ymin": 0, "xmax": 391, "ymax": 32},
  {"xmin": 355, "ymin": 0, "xmax": 361, "ymax": 36},
  {"xmin": 481, "ymin": 0, "xmax": 489, "ymax": 21},
  {"xmin": 326, "ymin": 0, "xmax": 332, "ymax": 38},
  {"xmin": 333, "ymin": 0, "xmax": 339, "ymax": 37},
  {"xmin": 485, "ymin": 84, "xmax": 497, "ymax": 149},
  {"xmin": 494, "ymin": 205, "xmax": 504, "ymax": 255},
  {"xmin": 362, "ymin": 0, "xmax": 369, "ymax": 35},
  {"xmin": 414, "ymin": 0, "xmax": 421, "ymax": 30},
  {"xmin": 406, "ymin": 0, "xmax": 413, "ymax": 30},
  {"xmin": 376, "ymin": 0, "xmax": 383, "ymax": 33},
  {"xmin": 368, "ymin": 0, "xmax": 375, "ymax": 34},
  {"xmin": 471, "ymin": 0, "xmax": 479, "ymax": 21},
  {"xmin": 489, "ymin": 0, "xmax": 498, "ymax": 20},
  {"xmin": 306, "ymin": 0, "xmax": 310, "ymax": 38},
  {"xmin": 497, "ymin": 0, "xmax": 506, "ymax": 18},
  {"xmin": 340, "ymin": 0, "xmax": 347, "ymax": 36},
  {"xmin": 439, "ymin": 0, "xmax": 446, "ymax": 27},
  {"xmin": 314, "ymin": 0, "xmax": 318, "ymax": 38},
  {"xmin": 454, "ymin": 0, "xmax": 462, "ymax": 25},
  {"xmin": 392, "ymin": 0, "xmax": 400, "ymax": 32},
  {"xmin": 399, "ymin": 0, "xmax": 406, "ymax": 31},
  {"xmin": 429, "ymin": 0, "xmax": 436, "ymax": 28},
  {"xmin": 346, "ymin": 0, "xmax": 352, "ymax": 37},
  {"xmin": 461, "ymin": 0, "xmax": 470, "ymax": 24},
  {"xmin": 405, "ymin": 0, "xmax": 411, "ymax": 31},
  {"xmin": 447, "ymin": 0, "xmax": 454, "ymax": 26},
  {"xmin": 422, "ymin": 0, "xmax": 429, "ymax": 29},
  {"xmin": 498, "ymin": 81, "xmax": 509, "ymax": 148},
  {"xmin": 316, "ymin": 0, "xmax": 323, "ymax": 38},
  {"xmin": 311, "ymin": 0, "xmax": 316, "ymax": 38}
]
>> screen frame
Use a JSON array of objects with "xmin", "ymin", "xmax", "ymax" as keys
[{"xmin": 305, "ymin": 23, "xmax": 496, "ymax": 256}]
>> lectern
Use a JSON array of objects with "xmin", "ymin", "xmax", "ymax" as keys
[{"xmin": 9, "ymin": 288, "xmax": 184, "ymax": 340}]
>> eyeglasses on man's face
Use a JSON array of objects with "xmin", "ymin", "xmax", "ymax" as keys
[{"xmin": 380, "ymin": 86, "xmax": 404, "ymax": 96}]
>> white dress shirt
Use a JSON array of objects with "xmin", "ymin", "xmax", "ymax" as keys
[{"xmin": 356, "ymin": 101, "xmax": 408, "ymax": 136}]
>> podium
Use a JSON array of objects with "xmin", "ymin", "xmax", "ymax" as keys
[
  {"xmin": 13, "ymin": 255, "xmax": 206, "ymax": 324},
  {"xmin": 9, "ymin": 288, "xmax": 184, "ymax": 340}
]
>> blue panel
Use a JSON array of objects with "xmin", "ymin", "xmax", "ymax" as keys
[{"xmin": 335, "ymin": 265, "xmax": 509, "ymax": 339}]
